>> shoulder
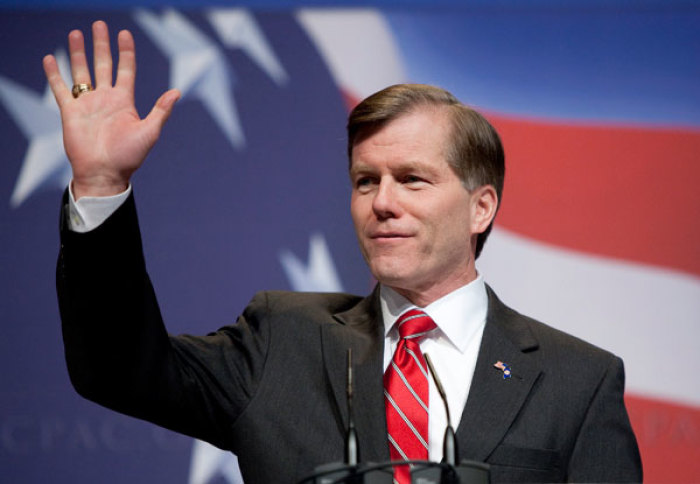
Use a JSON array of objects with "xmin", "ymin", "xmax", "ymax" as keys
[
  {"xmin": 485, "ymin": 285, "xmax": 619, "ymax": 375},
  {"xmin": 242, "ymin": 290, "xmax": 366, "ymax": 321}
]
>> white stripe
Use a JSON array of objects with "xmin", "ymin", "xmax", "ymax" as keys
[
  {"xmin": 390, "ymin": 361, "xmax": 429, "ymax": 412},
  {"xmin": 385, "ymin": 391, "xmax": 429, "ymax": 450},
  {"xmin": 387, "ymin": 434, "xmax": 409, "ymax": 462},
  {"xmin": 478, "ymin": 227, "xmax": 700, "ymax": 406},
  {"xmin": 398, "ymin": 313, "xmax": 425, "ymax": 328},
  {"xmin": 404, "ymin": 329, "xmax": 432, "ymax": 340},
  {"xmin": 404, "ymin": 347, "xmax": 429, "ymax": 379},
  {"xmin": 295, "ymin": 9, "xmax": 406, "ymax": 99}
]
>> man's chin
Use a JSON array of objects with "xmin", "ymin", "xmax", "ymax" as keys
[{"xmin": 369, "ymin": 266, "xmax": 412, "ymax": 288}]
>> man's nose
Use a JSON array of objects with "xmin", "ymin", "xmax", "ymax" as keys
[{"xmin": 372, "ymin": 180, "xmax": 401, "ymax": 219}]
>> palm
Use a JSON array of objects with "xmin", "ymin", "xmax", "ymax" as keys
[
  {"xmin": 43, "ymin": 21, "xmax": 179, "ymax": 197},
  {"xmin": 62, "ymin": 86, "xmax": 152, "ymax": 183}
]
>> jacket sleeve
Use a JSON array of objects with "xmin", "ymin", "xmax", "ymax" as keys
[
  {"xmin": 567, "ymin": 355, "xmax": 643, "ymax": 482},
  {"xmin": 56, "ymin": 190, "xmax": 269, "ymax": 450}
]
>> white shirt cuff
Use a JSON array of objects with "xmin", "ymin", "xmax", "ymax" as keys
[{"xmin": 67, "ymin": 182, "xmax": 132, "ymax": 233}]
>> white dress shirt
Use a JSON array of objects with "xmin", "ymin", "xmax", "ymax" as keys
[
  {"xmin": 380, "ymin": 279, "xmax": 488, "ymax": 463},
  {"xmin": 67, "ymin": 182, "xmax": 131, "ymax": 232}
]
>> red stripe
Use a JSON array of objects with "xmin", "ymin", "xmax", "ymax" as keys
[
  {"xmin": 487, "ymin": 114, "xmax": 700, "ymax": 277},
  {"xmin": 626, "ymin": 394, "xmax": 700, "ymax": 483},
  {"xmin": 385, "ymin": 403, "xmax": 425, "ymax": 449}
]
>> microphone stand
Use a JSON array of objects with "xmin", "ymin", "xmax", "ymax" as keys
[
  {"xmin": 345, "ymin": 348, "xmax": 358, "ymax": 468},
  {"xmin": 410, "ymin": 353, "xmax": 489, "ymax": 484},
  {"xmin": 303, "ymin": 349, "xmax": 392, "ymax": 483},
  {"xmin": 299, "ymin": 350, "xmax": 489, "ymax": 483}
]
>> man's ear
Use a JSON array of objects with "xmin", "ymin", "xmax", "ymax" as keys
[{"xmin": 470, "ymin": 185, "xmax": 499, "ymax": 234}]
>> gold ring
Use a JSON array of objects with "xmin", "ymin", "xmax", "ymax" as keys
[{"xmin": 71, "ymin": 83, "xmax": 93, "ymax": 99}]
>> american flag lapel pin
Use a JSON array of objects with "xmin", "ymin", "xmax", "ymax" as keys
[{"xmin": 494, "ymin": 360, "xmax": 512, "ymax": 379}]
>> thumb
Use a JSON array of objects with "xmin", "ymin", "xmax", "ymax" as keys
[{"xmin": 143, "ymin": 88, "xmax": 181, "ymax": 137}]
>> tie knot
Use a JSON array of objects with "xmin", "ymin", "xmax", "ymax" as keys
[{"xmin": 396, "ymin": 309, "xmax": 436, "ymax": 340}]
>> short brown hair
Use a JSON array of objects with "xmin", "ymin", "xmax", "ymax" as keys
[{"xmin": 347, "ymin": 84, "xmax": 505, "ymax": 258}]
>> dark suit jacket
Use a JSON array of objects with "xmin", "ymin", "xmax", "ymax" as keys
[{"xmin": 57, "ymin": 193, "xmax": 642, "ymax": 483}]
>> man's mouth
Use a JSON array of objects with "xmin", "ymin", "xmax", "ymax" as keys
[{"xmin": 369, "ymin": 232, "xmax": 410, "ymax": 240}]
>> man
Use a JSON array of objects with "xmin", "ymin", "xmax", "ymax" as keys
[{"xmin": 46, "ymin": 21, "xmax": 642, "ymax": 483}]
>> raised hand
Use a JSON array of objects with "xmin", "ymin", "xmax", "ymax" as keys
[{"xmin": 43, "ymin": 20, "xmax": 180, "ymax": 199}]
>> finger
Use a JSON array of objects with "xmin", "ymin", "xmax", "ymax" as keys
[
  {"xmin": 92, "ymin": 20, "xmax": 113, "ymax": 88},
  {"xmin": 43, "ymin": 54, "xmax": 71, "ymax": 107},
  {"xmin": 142, "ymin": 89, "xmax": 180, "ymax": 140},
  {"xmin": 68, "ymin": 29, "xmax": 92, "ymax": 87},
  {"xmin": 115, "ymin": 29, "xmax": 136, "ymax": 97}
]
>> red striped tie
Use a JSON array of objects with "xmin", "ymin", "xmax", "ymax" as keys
[{"xmin": 384, "ymin": 309, "xmax": 436, "ymax": 483}]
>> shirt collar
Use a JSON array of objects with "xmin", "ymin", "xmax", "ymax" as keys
[{"xmin": 380, "ymin": 275, "xmax": 488, "ymax": 353}]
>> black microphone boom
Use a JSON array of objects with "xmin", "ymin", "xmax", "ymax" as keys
[
  {"xmin": 299, "ymin": 350, "xmax": 488, "ymax": 483},
  {"xmin": 424, "ymin": 353, "xmax": 457, "ymax": 467},
  {"xmin": 345, "ymin": 348, "xmax": 359, "ymax": 467},
  {"xmin": 422, "ymin": 353, "xmax": 490, "ymax": 484}
]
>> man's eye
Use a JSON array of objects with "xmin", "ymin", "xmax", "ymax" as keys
[
  {"xmin": 355, "ymin": 177, "xmax": 372, "ymax": 188},
  {"xmin": 404, "ymin": 175, "xmax": 422, "ymax": 183}
]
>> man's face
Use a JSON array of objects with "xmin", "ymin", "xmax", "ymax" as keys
[{"xmin": 350, "ymin": 107, "xmax": 482, "ymax": 305}]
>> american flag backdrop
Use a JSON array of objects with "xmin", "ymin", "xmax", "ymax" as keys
[{"xmin": 0, "ymin": 2, "xmax": 698, "ymax": 482}]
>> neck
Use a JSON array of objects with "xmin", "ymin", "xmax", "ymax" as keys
[{"xmin": 389, "ymin": 270, "xmax": 478, "ymax": 308}]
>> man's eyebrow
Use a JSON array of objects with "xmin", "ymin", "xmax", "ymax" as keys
[
  {"xmin": 350, "ymin": 160, "xmax": 440, "ymax": 177},
  {"xmin": 393, "ymin": 160, "xmax": 442, "ymax": 179},
  {"xmin": 398, "ymin": 160, "xmax": 434, "ymax": 172},
  {"xmin": 349, "ymin": 163, "xmax": 374, "ymax": 177}
]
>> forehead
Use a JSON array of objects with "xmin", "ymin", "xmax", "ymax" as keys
[{"xmin": 350, "ymin": 107, "xmax": 452, "ymax": 169}]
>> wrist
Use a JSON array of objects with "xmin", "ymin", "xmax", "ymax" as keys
[{"xmin": 71, "ymin": 177, "xmax": 130, "ymax": 200}]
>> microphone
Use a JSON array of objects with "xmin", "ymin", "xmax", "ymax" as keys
[
  {"xmin": 301, "ymin": 347, "xmax": 489, "ymax": 483},
  {"xmin": 304, "ymin": 348, "xmax": 379, "ymax": 483},
  {"xmin": 424, "ymin": 353, "xmax": 457, "ymax": 467},
  {"xmin": 345, "ymin": 348, "xmax": 358, "ymax": 466},
  {"xmin": 415, "ymin": 353, "xmax": 490, "ymax": 484}
]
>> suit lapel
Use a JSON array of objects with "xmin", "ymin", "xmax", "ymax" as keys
[
  {"xmin": 456, "ymin": 286, "xmax": 542, "ymax": 462},
  {"xmin": 320, "ymin": 285, "xmax": 543, "ymax": 464},
  {"xmin": 322, "ymin": 287, "xmax": 390, "ymax": 463}
]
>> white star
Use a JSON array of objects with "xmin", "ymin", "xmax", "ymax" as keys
[
  {"xmin": 186, "ymin": 232, "xmax": 343, "ymax": 484},
  {"xmin": 1, "ymin": 50, "xmax": 72, "ymax": 208},
  {"xmin": 279, "ymin": 233, "xmax": 344, "ymax": 292},
  {"xmin": 188, "ymin": 440, "xmax": 243, "ymax": 484},
  {"xmin": 185, "ymin": 233, "xmax": 343, "ymax": 483},
  {"xmin": 207, "ymin": 8, "xmax": 288, "ymax": 86},
  {"xmin": 134, "ymin": 8, "xmax": 245, "ymax": 149}
]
